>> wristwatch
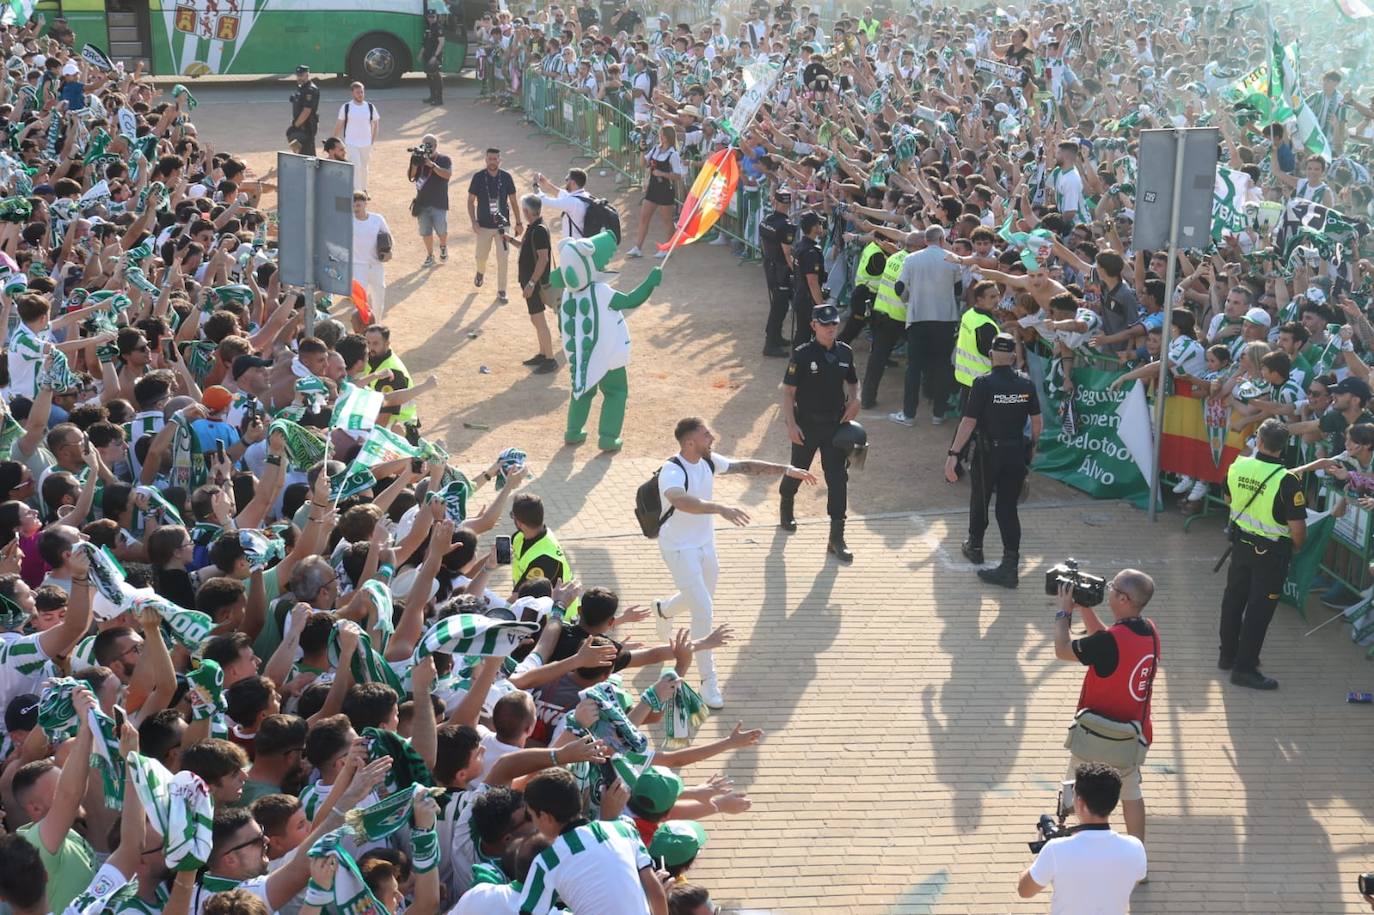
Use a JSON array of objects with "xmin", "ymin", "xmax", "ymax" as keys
[
  {"xmin": 947, "ymin": 450, "xmax": 960, "ymax": 457},
  {"xmin": 1055, "ymin": 609, "xmax": 1072, "ymax": 620}
]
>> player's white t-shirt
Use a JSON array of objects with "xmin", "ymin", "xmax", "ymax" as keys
[{"xmin": 656, "ymin": 453, "xmax": 731, "ymax": 551}]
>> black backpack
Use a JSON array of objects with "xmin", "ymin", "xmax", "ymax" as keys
[
  {"xmin": 575, "ymin": 194, "xmax": 622, "ymax": 243},
  {"xmin": 635, "ymin": 456, "xmax": 713, "ymax": 538},
  {"xmin": 342, "ymin": 100, "xmax": 376, "ymax": 132}
]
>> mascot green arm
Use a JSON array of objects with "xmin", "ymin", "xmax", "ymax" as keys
[
  {"xmin": 549, "ymin": 269, "xmax": 567, "ymax": 291},
  {"xmin": 609, "ymin": 266, "xmax": 663, "ymax": 312}
]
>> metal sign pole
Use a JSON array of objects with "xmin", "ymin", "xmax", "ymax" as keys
[
  {"xmin": 1150, "ymin": 131, "xmax": 1187, "ymax": 522},
  {"xmin": 303, "ymin": 157, "xmax": 317, "ymax": 338}
]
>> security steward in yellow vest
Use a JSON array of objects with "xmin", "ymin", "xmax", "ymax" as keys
[
  {"xmin": 954, "ymin": 280, "xmax": 1002, "ymax": 405},
  {"xmin": 839, "ymin": 241, "xmax": 887, "ymax": 346},
  {"xmin": 1220, "ymin": 418, "xmax": 1307, "ymax": 691},
  {"xmin": 364, "ymin": 325, "xmax": 417, "ymax": 425},
  {"xmin": 509, "ymin": 492, "xmax": 577, "ymax": 614},
  {"xmin": 945, "ymin": 334, "xmax": 1041, "ymax": 588},
  {"xmin": 859, "ymin": 233, "xmax": 919, "ymax": 408}
]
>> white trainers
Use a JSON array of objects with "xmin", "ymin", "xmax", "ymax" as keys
[
  {"xmin": 1171, "ymin": 475, "xmax": 1194, "ymax": 495},
  {"xmin": 654, "ymin": 249, "xmax": 668, "ymax": 259},
  {"xmin": 888, "ymin": 411, "xmax": 915, "ymax": 426},
  {"xmin": 1187, "ymin": 480, "xmax": 1208, "ymax": 502},
  {"xmin": 626, "ymin": 246, "xmax": 643, "ymax": 258},
  {"xmin": 708, "ymin": 233, "xmax": 731, "ymax": 246},
  {"xmin": 701, "ymin": 679, "xmax": 725, "ymax": 709},
  {"xmin": 653, "ymin": 599, "xmax": 673, "ymax": 645}
]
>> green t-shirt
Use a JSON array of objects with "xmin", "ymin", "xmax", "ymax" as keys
[
  {"xmin": 18, "ymin": 821, "xmax": 96, "ymax": 914},
  {"xmin": 237, "ymin": 777, "xmax": 282, "ymax": 809},
  {"xmin": 249, "ymin": 565, "xmax": 284, "ymax": 661}
]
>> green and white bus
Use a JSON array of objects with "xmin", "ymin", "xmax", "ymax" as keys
[{"xmin": 30, "ymin": 0, "xmax": 467, "ymax": 87}]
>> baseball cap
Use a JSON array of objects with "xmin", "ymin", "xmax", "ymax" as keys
[
  {"xmin": 1331, "ymin": 376, "xmax": 1372, "ymax": 400},
  {"xmin": 991, "ymin": 332, "xmax": 1017, "ymax": 353},
  {"xmin": 202, "ymin": 385, "xmax": 233, "ymax": 413},
  {"xmin": 629, "ymin": 766, "xmax": 683, "ymax": 816},
  {"xmin": 5, "ymin": 694, "xmax": 38, "ymax": 734},
  {"xmin": 1304, "ymin": 286, "xmax": 1328, "ymax": 306},
  {"xmin": 61, "ymin": 60, "xmax": 78, "ymax": 77},
  {"xmin": 1243, "ymin": 307, "xmax": 1271, "ymax": 327},
  {"xmin": 295, "ymin": 64, "xmax": 310, "ymax": 74},
  {"xmin": 648, "ymin": 820, "xmax": 707, "ymax": 867},
  {"xmin": 232, "ymin": 354, "xmax": 273, "ymax": 379},
  {"xmin": 812, "ymin": 304, "xmax": 841, "ymax": 325}
]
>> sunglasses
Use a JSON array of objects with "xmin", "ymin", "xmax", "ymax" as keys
[{"xmin": 223, "ymin": 831, "xmax": 267, "ymax": 856}]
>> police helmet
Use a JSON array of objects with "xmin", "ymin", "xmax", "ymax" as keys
[{"xmin": 832, "ymin": 421, "xmax": 869, "ymax": 470}]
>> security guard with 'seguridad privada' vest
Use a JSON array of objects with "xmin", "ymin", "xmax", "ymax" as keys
[
  {"xmin": 1219, "ymin": 417, "xmax": 1306, "ymax": 691},
  {"xmin": 945, "ymin": 333, "xmax": 1041, "ymax": 589}
]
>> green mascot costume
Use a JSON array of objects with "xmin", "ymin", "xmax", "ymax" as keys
[{"xmin": 550, "ymin": 230, "xmax": 663, "ymax": 451}]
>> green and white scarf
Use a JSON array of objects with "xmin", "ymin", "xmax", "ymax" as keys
[
  {"xmin": 168, "ymin": 412, "xmax": 196, "ymax": 490},
  {"xmin": 343, "ymin": 783, "xmax": 443, "ymax": 843},
  {"xmin": 412, "ymin": 614, "xmax": 538, "ymax": 666},
  {"xmin": 328, "ymin": 624, "xmax": 404, "ymax": 694},
  {"xmin": 306, "ymin": 829, "xmax": 386, "ymax": 915},
  {"xmin": 127, "ymin": 752, "xmax": 214, "ymax": 870},
  {"xmin": 62, "ymin": 863, "xmax": 137, "ymax": 915},
  {"xmin": 87, "ymin": 706, "xmax": 125, "ymax": 809},
  {"xmin": 135, "ymin": 594, "xmax": 213, "ymax": 651},
  {"xmin": 38, "ymin": 676, "xmax": 81, "ymax": 741},
  {"xmin": 210, "ymin": 284, "xmax": 253, "ymax": 308},
  {"xmin": 329, "ymin": 463, "xmax": 376, "ymax": 502},
  {"xmin": 434, "ymin": 478, "xmax": 469, "ymax": 524},
  {"xmin": 185, "ymin": 658, "xmax": 224, "ymax": 722},
  {"xmin": 361, "ymin": 580, "xmax": 395, "ymax": 652},
  {"xmin": 362, "ymin": 727, "xmax": 433, "ymax": 793},
  {"xmin": 171, "ymin": 84, "xmax": 198, "ymax": 110},
  {"xmin": 239, "ymin": 529, "xmax": 285, "ymax": 572},
  {"xmin": 577, "ymin": 681, "xmax": 648, "ymax": 755},
  {"xmin": 268, "ymin": 418, "xmax": 327, "ymax": 471}
]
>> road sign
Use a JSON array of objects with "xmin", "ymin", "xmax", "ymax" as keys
[
  {"xmin": 277, "ymin": 153, "xmax": 354, "ymax": 334},
  {"xmin": 1133, "ymin": 128, "xmax": 1219, "ymax": 251}
]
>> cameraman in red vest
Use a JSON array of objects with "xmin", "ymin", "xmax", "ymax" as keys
[{"xmin": 1054, "ymin": 568, "xmax": 1159, "ymax": 845}]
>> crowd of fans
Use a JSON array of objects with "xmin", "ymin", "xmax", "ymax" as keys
[
  {"xmin": 482, "ymin": 0, "xmax": 1374, "ymax": 574},
  {"xmin": 0, "ymin": 11, "xmax": 767, "ymax": 915}
]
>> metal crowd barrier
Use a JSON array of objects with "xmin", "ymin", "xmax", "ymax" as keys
[{"xmin": 516, "ymin": 68, "xmax": 761, "ymax": 259}]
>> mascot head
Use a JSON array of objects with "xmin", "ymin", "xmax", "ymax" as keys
[{"xmin": 556, "ymin": 230, "xmax": 618, "ymax": 292}]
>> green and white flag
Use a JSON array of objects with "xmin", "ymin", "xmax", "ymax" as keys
[
  {"xmin": 211, "ymin": 284, "xmax": 253, "ymax": 307},
  {"xmin": 434, "ymin": 478, "xmax": 470, "ymax": 524},
  {"xmin": 328, "ymin": 624, "xmax": 404, "ymax": 693},
  {"xmin": 307, "ymin": 830, "xmax": 386, "ymax": 915},
  {"xmin": 1, "ymin": 1, "xmax": 36, "ymax": 27},
  {"xmin": 329, "ymin": 463, "xmax": 376, "ymax": 502},
  {"xmin": 269, "ymin": 418, "xmax": 327, "ymax": 471},
  {"xmin": 1292, "ymin": 100, "xmax": 1333, "ymax": 158},
  {"xmin": 412, "ymin": 613, "xmax": 539, "ymax": 664},
  {"xmin": 1280, "ymin": 509, "xmax": 1336, "ymax": 612},
  {"xmin": 127, "ymin": 752, "xmax": 214, "ymax": 871},
  {"xmin": 331, "ymin": 383, "xmax": 384, "ymax": 434},
  {"xmin": 352, "ymin": 425, "xmax": 422, "ymax": 470},
  {"xmin": 80, "ymin": 43, "xmax": 115, "ymax": 72},
  {"xmin": 1212, "ymin": 165, "xmax": 1255, "ymax": 240},
  {"xmin": 87, "ymin": 706, "xmax": 125, "ymax": 809},
  {"xmin": 723, "ymin": 57, "xmax": 782, "ymax": 142}
]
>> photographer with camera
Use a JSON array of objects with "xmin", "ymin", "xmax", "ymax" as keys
[
  {"xmin": 1018, "ymin": 763, "xmax": 1147, "ymax": 911},
  {"xmin": 465, "ymin": 147, "xmax": 520, "ymax": 298},
  {"xmin": 407, "ymin": 133, "xmax": 454, "ymax": 269},
  {"xmin": 1053, "ymin": 565, "xmax": 1158, "ymax": 843}
]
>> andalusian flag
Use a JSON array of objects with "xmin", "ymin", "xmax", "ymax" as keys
[
  {"xmin": 657, "ymin": 148, "xmax": 740, "ymax": 253},
  {"xmin": 1335, "ymin": 0, "xmax": 1374, "ymax": 19}
]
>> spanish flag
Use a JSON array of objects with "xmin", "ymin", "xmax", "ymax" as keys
[
  {"xmin": 657, "ymin": 148, "xmax": 740, "ymax": 252},
  {"xmin": 1159, "ymin": 382, "xmax": 1250, "ymax": 484}
]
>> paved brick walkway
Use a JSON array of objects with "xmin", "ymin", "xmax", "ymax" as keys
[{"xmin": 547, "ymin": 498, "xmax": 1374, "ymax": 914}]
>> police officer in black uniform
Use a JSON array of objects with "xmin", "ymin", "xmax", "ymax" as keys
[
  {"xmin": 790, "ymin": 211, "xmax": 826, "ymax": 348},
  {"xmin": 288, "ymin": 64, "xmax": 320, "ymax": 156},
  {"xmin": 945, "ymin": 334, "xmax": 1041, "ymax": 588},
  {"xmin": 421, "ymin": 7, "xmax": 447, "ymax": 105},
  {"xmin": 759, "ymin": 189, "xmax": 796, "ymax": 357},
  {"xmin": 780, "ymin": 304, "xmax": 860, "ymax": 561}
]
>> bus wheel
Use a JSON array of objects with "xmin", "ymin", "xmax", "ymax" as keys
[{"xmin": 349, "ymin": 33, "xmax": 409, "ymax": 89}]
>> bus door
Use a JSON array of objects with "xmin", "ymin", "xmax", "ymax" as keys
[{"xmin": 105, "ymin": 0, "xmax": 153, "ymax": 69}]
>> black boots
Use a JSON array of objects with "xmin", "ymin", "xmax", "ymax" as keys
[
  {"xmin": 961, "ymin": 540, "xmax": 984, "ymax": 564},
  {"xmin": 827, "ymin": 519, "xmax": 853, "ymax": 562},
  {"xmin": 978, "ymin": 552, "xmax": 1019, "ymax": 588},
  {"xmin": 779, "ymin": 494, "xmax": 797, "ymax": 532}
]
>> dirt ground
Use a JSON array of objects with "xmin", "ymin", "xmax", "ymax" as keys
[{"xmin": 191, "ymin": 74, "xmax": 1083, "ymax": 526}]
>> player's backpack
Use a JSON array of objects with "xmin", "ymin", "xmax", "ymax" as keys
[
  {"xmin": 574, "ymin": 194, "xmax": 622, "ymax": 243},
  {"xmin": 634, "ymin": 456, "xmax": 713, "ymax": 538}
]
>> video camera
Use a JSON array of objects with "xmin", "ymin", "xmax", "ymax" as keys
[
  {"xmin": 1027, "ymin": 780, "xmax": 1077, "ymax": 854},
  {"xmin": 1044, "ymin": 558, "xmax": 1106, "ymax": 608}
]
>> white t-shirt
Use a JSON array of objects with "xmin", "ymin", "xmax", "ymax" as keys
[
  {"xmin": 351, "ymin": 211, "xmax": 390, "ymax": 267},
  {"xmin": 656, "ymin": 452, "xmax": 731, "ymax": 551},
  {"xmin": 632, "ymin": 72, "xmax": 653, "ymax": 119},
  {"xmin": 1027, "ymin": 828, "xmax": 1147, "ymax": 915},
  {"xmin": 337, "ymin": 100, "xmax": 379, "ymax": 147},
  {"xmin": 539, "ymin": 189, "xmax": 592, "ymax": 239},
  {"xmin": 479, "ymin": 729, "xmax": 522, "ymax": 780}
]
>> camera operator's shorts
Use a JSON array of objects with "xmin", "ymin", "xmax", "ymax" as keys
[
  {"xmin": 416, "ymin": 206, "xmax": 448, "ymax": 237},
  {"xmin": 525, "ymin": 284, "xmax": 550, "ymax": 315},
  {"xmin": 1068, "ymin": 754, "xmax": 1144, "ymax": 802}
]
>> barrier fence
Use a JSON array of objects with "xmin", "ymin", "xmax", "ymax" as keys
[{"xmin": 487, "ymin": 66, "xmax": 763, "ymax": 259}]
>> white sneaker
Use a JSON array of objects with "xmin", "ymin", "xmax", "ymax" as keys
[
  {"xmin": 654, "ymin": 249, "xmax": 668, "ymax": 259},
  {"xmin": 931, "ymin": 414, "xmax": 946, "ymax": 425},
  {"xmin": 701, "ymin": 680, "xmax": 725, "ymax": 709},
  {"xmin": 626, "ymin": 246, "xmax": 642, "ymax": 258},
  {"xmin": 653, "ymin": 599, "xmax": 673, "ymax": 645},
  {"xmin": 1171, "ymin": 475, "xmax": 1194, "ymax": 495},
  {"xmin": 708, "ymin": 233, "xmax": 731, "ymax": 246},
  {"xmin": 888, "ymin": 411, "xmax": 915, "ymax": 426},
  {"xmin": 1187, "ymin": 480, "xmax": 1208, "ymax": 502}
]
